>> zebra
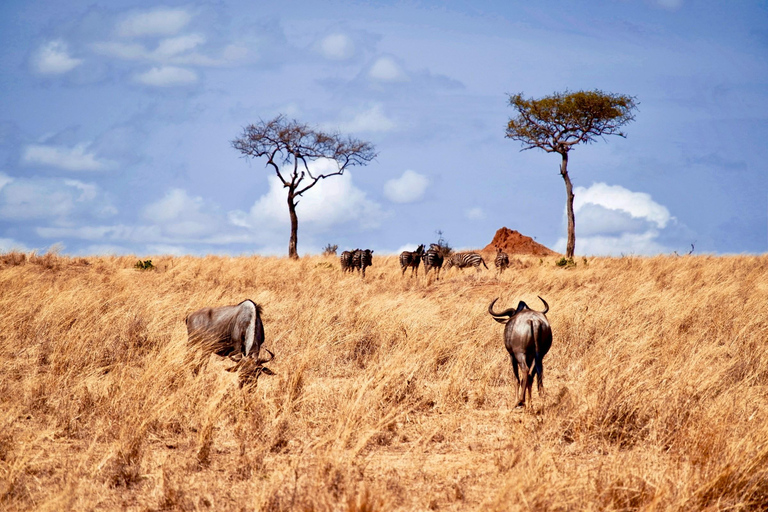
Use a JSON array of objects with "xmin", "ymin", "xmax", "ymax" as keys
[
  {"xmin": 340, "ymin": 250, "xmax": 355, "ymax": 273},
  {"xmin": 422, "ymin": 247, "xmax": 444, "ymax": 280},
  {"xmin": 443, "ymin": 252, "xmax": 488, "ymax": 273},
  {"xmin": 495, "ymin": 247, "xmax": 510, "ymax": 275},
  {"xmin": 352, "ymin": 248, "xmax": 374, "ymax": 277},
  {"xmin": 399, "ymin": 244, "xmax": 425, "ymax": 277}
]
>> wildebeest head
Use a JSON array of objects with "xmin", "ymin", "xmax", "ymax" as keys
[
  {"xmin": 226, "ymin": 348, "xmax": 275, "ymax": 388},
  {"xmin": 488, "ymin": 296, "xmax": 549, "ymax": 323}
]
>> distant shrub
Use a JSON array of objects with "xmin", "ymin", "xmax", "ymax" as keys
[
  {"xmin": 1, "ymin": 251, "xmax": 27, "ymax": 266},
  {"xmin": 555, "ymin": 257, "xmax": 576, "ymax": 268},
  {"xmin": 134, "ymin": 259, "xmax": 155, "ymax": 271},
  {"xmin": 30, "ymin": 247, "xmax": 63, "ymax": 270},
  {"xmin": 322, "ymin": 244, "xmax": 338, "ymax": 256},
  {"xmin": 431, "ymin": 230, "xmax": 453, "ymax": 258}
]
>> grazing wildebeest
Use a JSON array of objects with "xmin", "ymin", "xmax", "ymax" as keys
[
  {"xmin": 400, "ymin": 244, "xmax": 425, "ymax": 277},
  {"xmin": 340, "ymin": 250, "xmax": 355, "ymax": 273},
  {"xmin": 185, "ymin": 299, "xmax": 274, "ymax": 374},
  {"xmin": 444, "ymin": 252, "xmax": 488, "ymax": 273},
  {"xmin": 422, "ymin": 246, "xmax": 444, "ymax": 280},
  {"xmin": 495, "ymin": 247, "xmax": 510, "ymax": 275},
  {"xmin": 352, "ymin": 249, "xmax": 374, "ymax": 277},
  {"xmin": 226, "ymin": 358, "xmax": 276, "ymax": 388},
  {"xmin": 488, "ymin": 296, "xmax": 552, "ymax": 409}
]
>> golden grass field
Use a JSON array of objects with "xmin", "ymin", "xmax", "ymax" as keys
[{"xmin": 1, "ymin": 250, "xmax": 767, "ymax": 511}]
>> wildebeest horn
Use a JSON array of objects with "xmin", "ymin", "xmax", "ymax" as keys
[
  {"xmin": 538, "ymin": 296, "xmax": 549, "ymax": 315},
  {"xmin": 488, "ymin": 297, "xmax": 519, "ymax": 319},
  {"xmin": 255, "ymin": 348, "xmax": 274, "ymax": 365}
]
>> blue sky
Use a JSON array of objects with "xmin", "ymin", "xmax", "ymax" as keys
[{"xmin": 0, "ymin": 0, "xmax": 766, "ymax": 256}]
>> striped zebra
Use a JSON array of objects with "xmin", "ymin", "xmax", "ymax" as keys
[
  {"xmin": 495, "ymin": 247, "xmax": 510, "ymax": 274},
  {"xmin": 352, "ymin": 248, "xmax": 374, "ymax": 277},
  {"xmin": 422, "ymin": 247, "xmax": 444, "ymax": 280},
  {"xmin": 340, "ymin": 250, "xmax": 356, "ymax": 273},
  {"xmin": 399, "ymin": 244, "xmax": 425, "ymax": 277},
  {"xmin": 444, "ymin": 252, "xmax": 488, "ymax": 273}
]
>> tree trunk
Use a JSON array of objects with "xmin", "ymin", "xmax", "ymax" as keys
[
  {"xmin": 287, "ymin": 191, "xmax": 299, "ymax": 260},
  {"xmin": 559, "ymin": 151, "xmax": 576, "ymax": 259}
]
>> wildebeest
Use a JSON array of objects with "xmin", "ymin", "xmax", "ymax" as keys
[
  {"xmin": 340, "ymin": 250, "xmax": 355, "ymax": 273},
  {"xmin": 495, "ymin": 247, "xmax": 510, "ymax": 275},
  {"xmin": 444, "ymin": 252, "xmax": 488, "ymax": 273},
  {"xmin": 488, "ymin": 296, "xmax": 552, "ymax": 408},
  {"xmin": 400, "ymin": 244, "xmax": 425, "ymax": 277},
  {"xmin": 422, "ymin": 246, "xmax": 444, "ymax": 280},
  {"xmin": 185, "ymin": 299, "xmax": 274, "ymax": 374},
  {"xmin": 352, "ymin": 249, "xmax": 374, "ymax": 277}
]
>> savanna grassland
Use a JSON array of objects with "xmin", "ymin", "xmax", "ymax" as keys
[{"xmin": 1, "ymin": 251, "xmax": 767, "ymax": 511}]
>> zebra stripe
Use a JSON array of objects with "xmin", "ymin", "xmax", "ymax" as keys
[
  {"xmin": 340, "ymin": 250, "xmax": 355, "ymax": 273},
  {"xmin": 444, "ymin": 252, "xmax": 488, "ymax": 272},
  {"xmin": 350, "ymin": 248, "xmax": 374, "ymax": 277},
  {"xmin": 400, "ymin": 244, "xmax": 425, "ymax": 277},
  {"xmin": 422, "ymin": 248, "xmax": 444, "ymax": 280},
  {"xmin": 495, "ymin": 249, "xmax": 510, "ymax": 274}
]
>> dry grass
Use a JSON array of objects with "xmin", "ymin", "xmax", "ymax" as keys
[{"xmin": 1, "ymin": 251, "xmax": 767, "ymax": 511}]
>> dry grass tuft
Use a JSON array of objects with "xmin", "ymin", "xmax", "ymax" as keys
[{"xmin": 1, "ymin": 252, "xmax": 767, "ymax": 510}]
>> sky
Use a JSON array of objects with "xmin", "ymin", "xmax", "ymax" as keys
[{"xmin": 0, "ymin": 0, "xmax": 766, "ymax": 257}]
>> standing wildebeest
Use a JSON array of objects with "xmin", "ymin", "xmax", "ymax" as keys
[
  {"xmin": 340, "ymin": 250, "xmax": 355, "ymax": 273},
  {"xmin": 488, "ymin": 296, "xmax": 552, "ymax": 408},
  {"xmin": 352, "ymin": 249, "xmax": 374, "ymax": 277},
  {"xmin": 422, "ymin": 245, "xmax": 444, "ymax": 281},
  {"xmin": 400, "ymin": 244, "xmax": 425, "ymax": 277},
  {"xmin": 495, "ymin": 247, "xmax": 510, "ymax": 275},
  {"xmin": 185, "ymin": 299, "xmax": 274, "ymax": 374},
  {"xmin": 443, "ymin": 252, "xmax": 488, "ymax": 273}
]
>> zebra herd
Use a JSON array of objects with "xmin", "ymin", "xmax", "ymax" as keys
[
  {"xmin": 340, "ymin": 248, "xmax": 374, "ymax": 277},
  {"xmin": 339, "ymin": 244, "xmax": 512, "ymax": 279}
]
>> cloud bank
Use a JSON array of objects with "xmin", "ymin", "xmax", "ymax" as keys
[
  {"xmin": 383, "ymin": 170, "xmax": 429, "ymax": 203},
  {"xmin": 554, "ymin": 182, "xmax": 685, "ymax": 256}
]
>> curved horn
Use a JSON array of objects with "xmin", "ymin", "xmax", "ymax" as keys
[
  {"xmin": 538, "ymin": 296, "xmax": 549, "ymax": 315},
  {"xmin": 488, "ymin": 297, "xmax": 518, "ymax": 319},
  {"xmin": 255, "ymin": 348, "xmax": 274, "ymax": 365}
]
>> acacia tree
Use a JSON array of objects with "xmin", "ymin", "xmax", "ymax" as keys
[
  {"xmin": 506, "ymin": 90, "xmax": 638, "ymax": 258},
  {"xmin": 232, "ymin": 115, "xmax": 376, "ymax": 259}
]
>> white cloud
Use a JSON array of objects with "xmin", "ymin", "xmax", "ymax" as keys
[
  {"xmin": 335, "ymin": 105, "xmax": 396, "ymax": 133},
  {"xmin": 143, "ymin": 188, "xmax": 220, "ymax": 237},
  {"xmin": 231, "ymin": 162, "xmax": 384, "ymax": 233},
  {"xmin": 319, "ymin": 33, "xmax": 355, "ymax": 60},
  {"xmin": 22, "ymin": 143, "xmax": 113, "ymax": 171},
  {"xmin": 368, "ymin": 56, "xmax": 408, "ymax": 82},
  {"xmin": 117, "ymin": 8, "xmax": 192, "ymax": 38},
  {"xmin": 574, "ymin": 182, "xmax": 672, "ymax": 228},
  {"xmin": 0, "ymin": 178, "xmax": 114, "ymax": 221},
  {"xmin": 384, "ymin": 170, "xmax": 429, "ymax": 203},
  {"xmin": 33, "ymin": 40, "xmax": 82, "ymax": 74},
  {"xmin": 554, "ymin": 182, "xmax": 680, "ymax": 255},
  {"xmin": 465, "ymin": 207, "xmax": 485, "ymax": 220},
  {"xmin": 0, "ymin": 172, "xmax": 12, "ymax": 191},
  {"xmin": 154, "ymin": 34, "xmax": 206, "ymax": 58},
  {"xmin": 134, "ymin": 66, "xmax": 197, "ymax": 86}
]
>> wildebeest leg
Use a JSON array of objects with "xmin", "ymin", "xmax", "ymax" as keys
[
  {"xmin": 510, "ymin": 354, "xmax": 523, "ymax": 407},
  {"xmin": 534, "ymin": 354, "xmax": 544, "ymax": 396},
  {"xmin": 515, "ymin": 353, "xmax": 531, "ymax": 408}
]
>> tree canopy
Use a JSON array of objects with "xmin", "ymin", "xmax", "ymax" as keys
[
  {"xmin": 506, "ymin": 90, "xmax": 638, "ymax": 258},
  {"xmin": 506, "ymin": 90, "xmax": 637, "ymax": 154},
  {"xmin": 232, "ymin": 115, "xmax": 376, "ymax": 259}
]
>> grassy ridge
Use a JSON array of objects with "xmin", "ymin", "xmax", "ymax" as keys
[{"xmin": 1, "ymin": 252, "xmax": 767, "ymax": 511}]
